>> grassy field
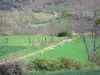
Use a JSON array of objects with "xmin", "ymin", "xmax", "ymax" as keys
[
  {"xmin": 0, "ymin": 35, "xmax": 61, "ymax": 61},
  {"xmin": 0, "ymin": 36, "xmax": 100, "ymax": 75},
  {"xmin": 35, "ymin": 12, "xmax": 53, "ymax": 21},
  {"xmin": 36, "ymin": 23, "xmax": 50, "ymax": 28},
  {"xmin": 0, "ymin": 36, "xmax": 100, "ymax": 63},
  {"xmin": 24, "ymin": 37, "xmax": 100, "ymax": 63},
  {"xmin": 27, "ymin": 69, "xmax": 100, "ymax": 75},
  {"xmin": 0, "ymin": 35, "xmax": 53, "ymax": 46}
]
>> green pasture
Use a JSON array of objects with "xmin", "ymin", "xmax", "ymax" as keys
[
  {"xmin": 27, "ymin": 69, "xmax": 100, "ymax": 75},
  {"xmin": 24, "ymin": 37, "xmax": 100, "ymax": 63},
  {"xmin": 0, "ymin": 35, "xmax": 54, "ymax": 46},
  {"xmin": 35, "ymin": 12, "xmax": 53, "ymax": 21},
  {"xmin": 0, "ymin": 35, "xmax": 100, "ymax": 63},
  {"xmin": 35, "ymin": 13, "xmax": 53, "ymax": 17},
  {"xmin": 0, "ymin": 35, "xmax": 61, "ymax": 60},
  {"xmin": 36, "ymin": 23, "xmax": 49, "ymax": 28}
]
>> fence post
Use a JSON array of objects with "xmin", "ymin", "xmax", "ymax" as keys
[
  {"xmin": 45, "ymin": 37, "xmax": 47, "ymax": 43},
  {"xmin": 29, "ymin": 37, "xmax": 31, "ymax": 44},
  {"xmin": 41, "ymin": 38, "xmax": 44, "ymax": 45},
  {"xmin": 38, "ymin": 37, "xmax": 40, "ymax": 42},
  {"xmin": 50, "ymin": 34, "xmax": 54, "ymax": 42},
  {"xmin": 6, "ymin": 37, "xmax": 8, "ymax": 44}
]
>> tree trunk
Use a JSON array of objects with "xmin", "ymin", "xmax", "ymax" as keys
[{"xmin": 82, "ymin": 35, "xmax": 90, "ymax": 61}]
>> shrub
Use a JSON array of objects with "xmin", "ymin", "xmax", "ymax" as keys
[
  {"xmin": 33, "ymin": 58, "xmax": 49, "ymax": 70},
  {"xmin": 57, "ymin": 30, "xmax": 72, "ymax": 37},
  {"xmin": 26, "ymin": 61, "xmax": 35, "ymax": 71},
  {"xmin": 85, "ymin": 62, "xmax": 98, "ymax": 68},
  {"xmin": 57, "ymin": 32, "xmax": 67, "ymax": 37},
  {"xmin": 1, "ymin": 31, "xmax": 17, "ymax": 36},
  {"xmin": 96, "ymin": 19, "xmax": 100, "ymax": 25},
  {"xmin": 72, "ymin": 61, "xmax": 83, "ymax": 69},
  {"xmin": 60, "ymin": 58, "xmax": 83, "ymax": 69},
  {"xmin": 0, "ymin": 61, "xmax": 26, "ymax": 75},
  {"xmin": 27, "ymin": 57, "xmax": 83, "ymax": 71},
  {"xmin": 32, "ymin": 58, "xmax": 61, "ymax": 71},
  {"xmin": 60, "ymin": 57, "xmax": 74, "ymax": 69}
]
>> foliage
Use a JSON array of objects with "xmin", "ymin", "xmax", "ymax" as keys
[
  {"xmin": 0, "ymin": 61, "xmax": 26, "ymax": 75},
  {"xmin": 59, "ymin": 58, "xmax": 83, "ymax": 69},
  {"xmin": 96, "ymin": 19, "xmax": 100, "ymax": 25},
  {"xmin": 26, "ymin": 57, "xmax": 83, "ymax": 71},
  {"xmin": 56, "ymin": 30, "xmax": 72, "ymax": 37},
  {"xmin": 57, "ymin": 32, "xmax": 67, "ymax": 37},
  {"xmin": 61, "ymin": 7, "xmax": 68, "ymax": 19},
  {"xmin": 1, "ymin": 31, "xmax": 17, "ymax": 36},
  {"xmin": 84, "ymin": 62, "xmax": 98, "ymax": 68},
  {"xmin": 0, "ymin": 11, "xmax": 54, "ymax": 35}
]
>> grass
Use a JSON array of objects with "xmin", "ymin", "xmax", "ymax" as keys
[
  {"xmin": 0, "ymin": 46, "xmax": 26, "ymax": 56},
  {"xmin": 27, "ymin": 69, "xmax": 100, "ymax": 75},
  {"xmin": 0, "ymin": 35, "xmax": 61, "ymax": 61},
  {"xmin": 35, "ymin": 12, "xmax": 53, "ymax": 21},
  {"xmin": 24, "ymin": 37, "xmax": 100, "ymax": 63},
  {"xmin": 0, "ymin": 35, "xmax": 53, "ymax": 46},
  {"xmin": 36, "ymin": 23, "xmax": 50, "ymax": 28},
  {"xmin": 0, "ymin": 36, "xmax": 100, "ymax": 63},
  {"xmin": 35, "ymin": 13, "xmax": 53, "ymax": 17}
]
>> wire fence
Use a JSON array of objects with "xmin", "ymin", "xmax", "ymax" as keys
[{"xmin": 0, "ymin": 37, "xmax": 55, "ymax": 46}]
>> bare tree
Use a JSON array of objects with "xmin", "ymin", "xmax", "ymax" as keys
[
  {"xmin": 69, "ymin": 0, "xmax": 100, "ymax": 61},
  {"xmin": 90, "ymin": 0, "xmax": 100, "ymax": 61}
]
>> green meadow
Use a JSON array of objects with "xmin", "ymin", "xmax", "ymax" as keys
[
  {"xmin": 0, "ymin": 35, "xmax": 61, "ymax": 60},
  {"xmin": 24, "ymin": 37, "xmax": 93, "ymax": 62},
  {"xmin": 0, "ymin": 36, "xmax": 99, "ymax": 62},
  {"xmin": 0, "ymin": 35, "xmax": 100, "ymax": 63}
]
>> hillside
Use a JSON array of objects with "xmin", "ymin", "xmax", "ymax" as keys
[
  {"xmin": 0, "ymin": 0, "xmax": 100, "ymax": 75},
  {"xmin": 0, "ymin": 0, "xmax": 96, "ymax": 12}
]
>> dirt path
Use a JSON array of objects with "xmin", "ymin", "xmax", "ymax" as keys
[{"xmin": 18, "ymin": 39, "xmax": 72, "ymax": 60}]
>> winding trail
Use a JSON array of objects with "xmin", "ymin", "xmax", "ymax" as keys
[{"xmin": 18, "ymin": 39, "xmax": 72, "ymax": 60}]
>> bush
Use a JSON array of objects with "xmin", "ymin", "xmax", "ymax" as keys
[
  {"xmin": 60, "ymin": 58, "xmax": 83, "ymax": 69},
  {"xmin": 0, "ymin": 61, "xmax": 26, "ymax": 75},
  {"xmin": 26, "ymin": 61, "xmax": 35, "ymax": 71},
  {"xmin": 85, "ymin": 62, "xmax": 98, "ymax": 68},
  {"xmin": 57, "ymin": 30, "xmax": 72, "ymax": 37},
  {"xmin": 72, "ymin": 61, "xmax": 83, "ymax": 69},
  {"xmin": 1, "ymin": 31, "xmax": 17, "ymax": 36},
  {"xmin": 57, "ymin": 32, "xmax": 67, "ymax": 37},
  {"xmin": 60, "ymin": 57, "xmax": 74, "ymax": 69},
  {"xmin": 96, "ymin": 19, "xmax": 100, "ymax": 25},
  {"xmin": 27, "ymin": 57, "xmax": 83, "ymax": 71},
  {"xmin": 31, "ymin": 58, "xmax": 61, "ymax": 71}
]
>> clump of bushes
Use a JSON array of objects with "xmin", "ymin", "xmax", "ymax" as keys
[
  {"xmin": 60, "ymin": 58, "xmax": 83, "ymax": 69},
  {"xmin": 85, "ymin": 62, "xmax": 98, "ymax": 68},
  {"xmin": 96, "ymin": 19, "xmax": 100, "ymax": 25},
  {"xmin": 56, "ymin": 30, "xmax": 72, "ymax": 37},
  {"xmin": 1, "ymin": 31, "xmax": 17, "ymax": 36},
  {"xmin": 57, "ymin": 32, "xmax": 67, "ymax": 37},
  {"xmin": 26, "ymin": 57, "xmax": 83, "ymax": 71},
  {"xmin": 0, "ymin": 61, "xmax": 26, "ymax": 75}
]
